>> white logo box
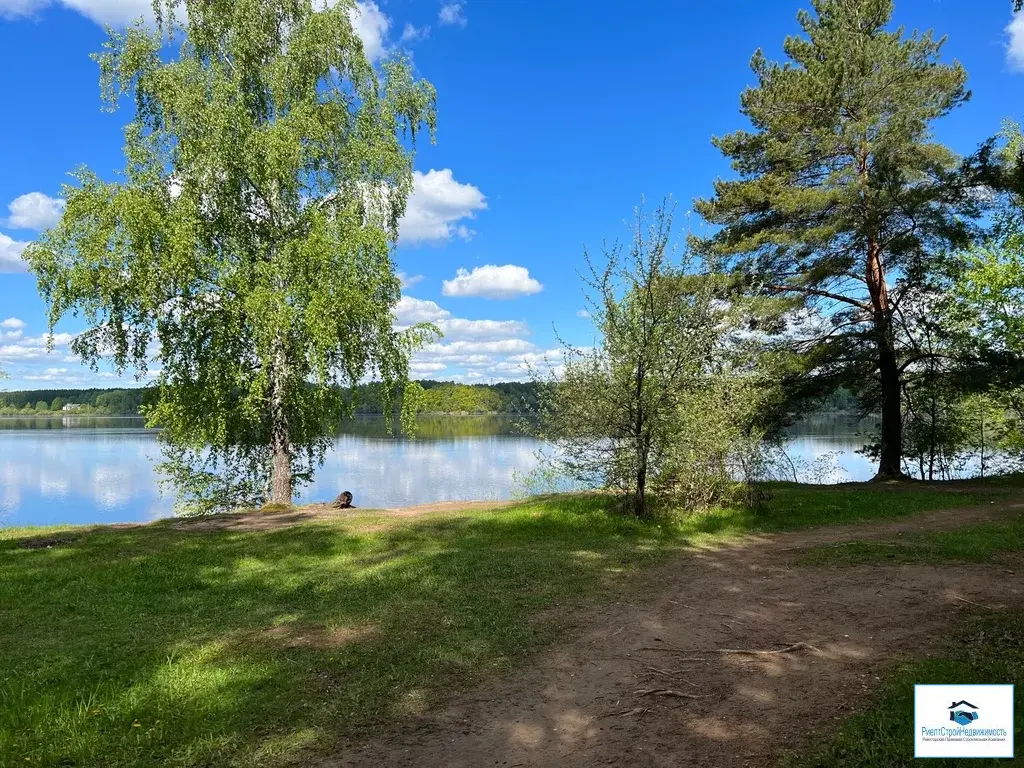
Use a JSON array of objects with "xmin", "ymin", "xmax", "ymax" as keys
[{"xmin": 914, "ymin": 684, "xmax": 1015, "ymax": 759}]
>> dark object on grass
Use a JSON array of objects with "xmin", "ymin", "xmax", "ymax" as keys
[
  {"xmin": 20, "ymin": 536, "xmax": 78, "ymax": 550},
  {"xmin": 332, "ymin": 491, "xmax": 354, "ymax": 509}
]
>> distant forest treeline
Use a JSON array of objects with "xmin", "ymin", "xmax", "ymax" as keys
[
  {"xmin": 0, "ymin": 381, "xmax": 545, "ymax": 416},
  {"xmin": 0, "ymin": 381, "xmax": 862, "ymax": 417},
  {"xmin": 0, "ymin": 388, "xmax": 153, "ymax": 415}
]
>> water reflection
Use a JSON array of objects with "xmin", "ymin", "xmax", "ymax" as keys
[
  {"xmin": 0, "ymin": 419, "xmax": 172, "ymax": 527},
  {"xmin": 0, "ymin": 414, "xmax": 883, "ymax": 527}
]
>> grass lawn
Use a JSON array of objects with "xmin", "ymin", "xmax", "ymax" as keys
[
  {"xmin": 799, "ymin": 513, "xmax": 1024, "ymax": 566},
  {"xmin": 0, "ymin": 480, "xmax": 1016, "ymax": 767}
]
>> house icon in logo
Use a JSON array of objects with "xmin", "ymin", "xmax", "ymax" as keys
[{"xmin": 949, "ymin": 701, "xmax": 979, "ymax": 726}]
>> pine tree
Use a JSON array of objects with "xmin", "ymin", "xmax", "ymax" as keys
[{"xmin": 693, "ymin": 0, "xmax": 988, "ymax": 478}]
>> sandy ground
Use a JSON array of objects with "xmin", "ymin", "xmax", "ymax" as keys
[{"xmin": 318, "ymin": 496, "xmax": 1024, "ymax": 768}]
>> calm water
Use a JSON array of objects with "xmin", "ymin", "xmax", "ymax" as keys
[{"xmin": 0, "ymin": 414, "xmax": 879, "ymax": 527}]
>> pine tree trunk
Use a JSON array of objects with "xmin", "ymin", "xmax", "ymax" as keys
[
  {"xmin": 876, "ymin": 332, "xmax": 904, "ymax": 478},
  {"xmin": 866, "ymin": 238, "xmax": 905, "ymax": 480},
  {"xmin": 268, "ymin": 339, "xmax": 292, "ymax": 506}
]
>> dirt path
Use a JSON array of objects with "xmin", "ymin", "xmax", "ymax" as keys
[{"xmin": 326, "ymin": 497, "xmax": 1024, "ymax": 768}]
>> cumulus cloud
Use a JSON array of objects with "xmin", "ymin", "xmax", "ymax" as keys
[
  {"xmin": 5, "ymin": 192, "xmax": 65, "ymax": 230},
  {"xmin": 442, "ymin": 264, "xmax": 543, "ymax": 299},
  {"xmin": 1009, "ymin": 12, "xmax": 1024, "ymax": 71},
  {"xmin": 438, "ymin": 2, "xmax": 466, "ymax": 27},
  {"xmin": 400, "ymin": 22, "xmax": 429, "ymax": 42},
  {"xmin": 397, "ymin": 272, "xmax": 424, "ymax": 289},
  {"xmin": 0, "ymin": 330, "xmax": 77, "ymax": 365},
  {"xmin": 394, "ymin": 295, "xmax": 451, "ymax": 325},
  {"xmin": 0, "ymin": 232, "xmax": 29, "ymax": 273},
  {"xmin": 0, "ymin": 0, "xmax": 153, "ymax": 26},
  {"xmin": 0, "ymin": 344, "xmax": 48, "ymax": 362},
  {"xmin": 420, "ymin": 339, "xmax": 534, "ymax": 356},
  {"xmin": 0, "ymin": 318, "xmax": 26, "ymax": 342},
  {"xmin": 24, "ymin": 367, "xmax": 69, "ymax": 381},
  {"xmin": 439, "ymin": 318, "xmax": 529, "ymax": 341},
  {"xmin": 0, "ymin": 0, "xmax": 394, "ymax": 61},
  {"xmin": 348, "ymin": 1, "xmax": 391, "ymax": 62},
  {"xmin": 399, "ymin": 169, "xmax": 487, "ymax": 245},
  {"xmin": 576, "ymin": 309, "xmax": 591, "ymax": 319},
  {"xmin": 394, "ymin": 295, "xmax": 531, "ymax": 342},
  {"xmin": 409, "ymin": 361, "xmax": 446, "ymax": 375}
]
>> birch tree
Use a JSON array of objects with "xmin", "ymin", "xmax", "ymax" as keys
[{"xmin": 25, "ymin": 0, "xmax": 437, "ymax": 509}]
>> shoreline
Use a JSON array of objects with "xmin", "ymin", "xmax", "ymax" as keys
[{"xmin": 3, "ymin": 474, "xmax": 1018, "ymax": 534}]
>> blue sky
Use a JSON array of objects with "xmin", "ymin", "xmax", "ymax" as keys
[{"xmin": 1, "ymin": 0, "xmax": 1022, "ymax": 390}]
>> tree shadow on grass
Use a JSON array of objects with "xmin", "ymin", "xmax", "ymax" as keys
[{"xmin": 0, "ymin": 499, "xmax": 681, "ymax": 768}]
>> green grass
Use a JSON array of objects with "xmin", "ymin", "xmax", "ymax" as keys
[
  {"xmin": 799, "ymin": 515, "xmax": 1024, "ymax": 567},
  {"xmin": 0, "ymin": 480, "xmax": 1017, "ymax": 767},
  {"xmin": 781, "ymin": 612, "xmax": 1024, "ymax": 768}
]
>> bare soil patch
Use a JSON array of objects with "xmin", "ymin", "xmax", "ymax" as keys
[{"xmin": 325, "ymin": 497, "xmax": 1024, "ymax": 768}]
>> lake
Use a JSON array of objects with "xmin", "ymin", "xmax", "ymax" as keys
[{"xmin": 0, "ymin": 414, "xmax": 880, "ymax": 527}]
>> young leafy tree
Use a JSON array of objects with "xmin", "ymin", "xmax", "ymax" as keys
[
  {"xmin": 25, "ymin": 0, "xmax": 437, "ymax": 509},
  {"xmin": 536, "ymin": 200, "xmax": 776, "ymax": 518},
  {"xmin": 693, "ymin": 0, "xmax": 990, "ymax": 478}
]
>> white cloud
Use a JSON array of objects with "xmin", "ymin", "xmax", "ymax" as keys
[
  {"xmin": 400, "ymin": 22, "xmax": 429, "ymax": 42},
  {"xmin": 0, "ymin": 0, "xmax": 393, "ymax": 58},
  {"xmin": 438, "ymin": 2, "xmax": 466, "ymax": 27},
  {"xmin": 25, "ymin": 367, "xmax": 69, "ymax": 381},
  {"xmin": 348, "ymin": 0, "xmax": 391, "ymax": 62},
  {"xmin": 421, "ymin": 339, "xmax": 534, "ymax": 356},
  {"xmin": 0, "ymin": 0, "xmax": 154, "ymax": 26},
  {"xmin": 0, "ymin": 331, "xmax": 76, "ymax": 364},
  {"xmin": 1008, "ymin": 12, "xmax": 1024, "ymax": 71},
  {"xmin": 0, "ymin": 318, "xmax": 25, "ymax": 342},
  {"xmin": 394, "ymin": 296, "xmax": 451, "ymax": 325},
  {"xmin": 409, "ymin": 343, "xmax": 578, "ymax": 383},
  {"xmin": 576, "ymin": 309, "xmax": 591, "ymax": 318},
  {"xmin": 27, "ymin": 332, "xmax": 76, "ymax": 347},
  {"xmin": 0, "ymin": 0, "xmax": 48, "ymax": 20},
  {"xmin": 409, "ymin": 362, "xmax": 446, "ymax": 375},
  {"xmin": 0, "ymin": 344, "xmax": 48, "ymax": 361},
  {"xmin": 439, "ymin": 318, "xmax": 529, "ymax": 341},
  {"xmin": 63, "ymin": 0, "xmax": 152, "ymax": 25},
  {"xmin": 0, "ymin": 232, "xmax": 29, "ymax": 273},
  {"xmin": 394, "ymin": 295, "xmax": 530, "ymax": 343},
  {"xmin": 399, "ymin": 169, "xmax": 487, "ymax": 245},
  {"xmin": 442, "ymin": 264, "xmax": 543, "ymax": 299},
  {"xmin": 6, "ymin": 192, "xmax": 65, "ymax": 230},
  {"xmin": 398, "ymin": 272, "xmax": 424, "ymax": 289}
]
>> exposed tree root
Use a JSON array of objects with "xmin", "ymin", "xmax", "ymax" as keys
[
  {"xmin": 600, "ymin": 706, "xmax": 649, "ymax": 718},
  {"xmin": 952, "ymin": 595, "xmax": 994, "ymax": 610},
  {"xmin": 715, "ymin": 642, "xmax": 819, "ymax": 656},
  {"xmin": 634, "ymin": 688, "xmax": 708, "ymax": 699}
]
